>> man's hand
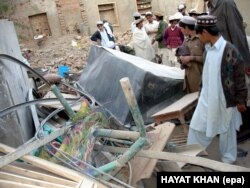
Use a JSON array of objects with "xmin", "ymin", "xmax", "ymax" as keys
[
  {"xmin": 237, "ymin": 103, "xmax": 247, "ymax": 112},
  {"xmin": 179, "ymin": 56, "xmax": 192, "ymax": 64}
]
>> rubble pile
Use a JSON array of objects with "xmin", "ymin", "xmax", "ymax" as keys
[{"xmin": 20, "ymin": 31, "xmax": 132, "ymax": 75}]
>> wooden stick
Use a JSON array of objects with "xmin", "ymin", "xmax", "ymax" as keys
[
  {"xmin": 94, "ymin": 145, "xmax": 250, "ymax": 172},
  {"xmin": 95, "ymin": 128, "xmax": 140, "ymax": 141},
  {"xmin": 120, "ymin": 77, "xmax": 146, "ymax": 137}
]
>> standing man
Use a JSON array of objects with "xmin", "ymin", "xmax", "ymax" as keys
[
  {"xmin": 164, "ymin": 15, "xmax": 184, "ymax": 67},
  {"xmin": 144, "ymin": 11, "xmax": 159, "ymax": 54},
  {"xmin": 152, "ymin": 11, "xmax": 168, "ymax": 65},
  {"xmin": 204, "ymin": 0, "xmax": 250, "ymax": 153},
  {"xmin": 178, "ymin": 16, "xmax": 204, "ymax": 93},
  {"xmin": 187, "ymin": 15, "xmax": 248, "ymax": 164},
  {"xmin": 129, "ymin": 18, "xmax": 155, "ymax": 61},
  {"xmin": 131, "ymin": 12, "xmax": 145, "ymax": 33},
  {"xmin": 176, "ymin": 3, "xmax": 187, "ymax": 17}
]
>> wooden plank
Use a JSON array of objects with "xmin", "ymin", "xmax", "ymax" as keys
[
  {"xmin": 152, "ymin": 92, "xmax": 198, "ymax": 117},
  {"xmin": 0, "ymin": 143, "xmax": 108, "ymax": 188},
  {"xmin": 0, "ymin": 171, "xmax": 72, "ymax": 188},
  {"xmin": 0, "ymin": 179, "xmax": 43, "ymax": 188},
  {"xmin": 130, "ymin": 122, "xmax": 175, "ymax": 186},
  {"xmin": 1, "ymin": 165, "xmax": 77, "ymax": 187},
  {"xmin": 95, "ymin": 145, "xmax": 250, "ymax": 172},
  {"xmin": 152, "ymin": 92, "xmax": 198, "ymax": 135},
  {"xmin": 151, "ymin": 92, "xmax": 198, "ymax": 127}
]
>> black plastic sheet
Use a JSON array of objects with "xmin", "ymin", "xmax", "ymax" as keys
[{"xmin": 78, "ymin": 46, "xmax": 185, "ymax": 126}]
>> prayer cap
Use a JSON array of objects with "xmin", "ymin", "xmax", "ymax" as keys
[
  {"xmin": 145, "ymin": 11, "xmax": 153, "ymax": 16},
  {"xmin": 135, "ymin": 18, "xmax": 144, "ymax": 24},
  {"xmin": 133, "ymin": 12, "xmax": 141, "ymax": 17},
  {"xmin": 180, "ymin": 16, "xmax": 196, "ymax": 25},
  {"xmin": 96, "ymin": 21, "xmax": 103, "ymax": 25},
  {"xmin": 196, "ymin": 15, "xmax": 217, "ymax": 27},
  {"xmin": 154, "ymin": 11, "xmax": 164, "ymax": 17}
]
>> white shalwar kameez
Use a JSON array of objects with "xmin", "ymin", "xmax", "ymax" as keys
[
  {"xmin": 187, "ymin": 37, "xmax": 242, "ymax": 164},
  {"xmin": 99, "ymin": 29, "xmax": 115, "ymax": 49},
  {"xmin": 129, "ymin": 27, "xmax": 155, "ymax": 61}
]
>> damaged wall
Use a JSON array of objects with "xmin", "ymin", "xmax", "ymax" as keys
[{"xmin": 6, "ymin": 0, "xmax": 62, "ymax": 42}]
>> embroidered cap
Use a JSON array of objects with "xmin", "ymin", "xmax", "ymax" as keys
[{"xmin": 196, "ymin": 15, "xmax": 217, "ymax": 27}]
